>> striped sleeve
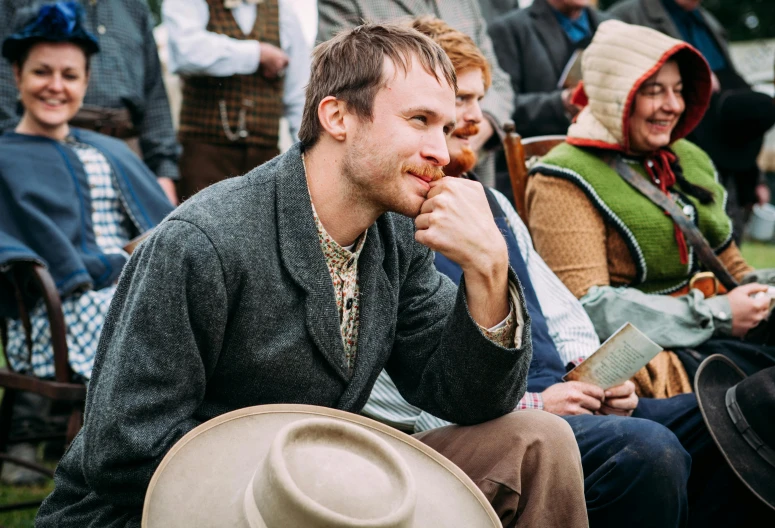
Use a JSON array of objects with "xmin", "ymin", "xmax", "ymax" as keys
[
  {"xmin": 363, "ymin": 371, "xmax": 545, "ymax": 434},
  {"xmin": 491, "ymin": 189, "xmax": 600, "ymax": 365}
]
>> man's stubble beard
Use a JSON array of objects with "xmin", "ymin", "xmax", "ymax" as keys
[{"xmin": 341, "ymin": 133, "xmax": 426, "ymax": 219}]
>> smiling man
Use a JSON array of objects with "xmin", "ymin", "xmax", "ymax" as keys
[{"xmin": 36, "ymin": 23, "xmax": 587, "ymax": 527}]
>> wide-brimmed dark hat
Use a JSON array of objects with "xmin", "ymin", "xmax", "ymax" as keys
[
  {"xmin": 695, "ymin": 355, "xmax": 775, "ymax": 511},
  {"xmin": 2, "ymin": 1, "xmax": 99, "ymax": 63}
]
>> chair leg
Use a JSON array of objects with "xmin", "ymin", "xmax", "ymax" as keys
[
  {"xmin": 0, "ymin": 388, "xmax": 17, "ymax": 475},
  {"xmin": 66, "ymin": 407, "xmax": 84, "ymax": 445}
]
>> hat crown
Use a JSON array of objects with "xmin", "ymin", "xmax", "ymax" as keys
[
  {"xmin": 33, "ymin": 2, "xmax": 79, "ymax": 39},
  {"xmin": 2, "ymin": 0, "xmax": 99, "ymax": 62},
  {"xmin": 734, "ymin": 368, "xmax": 775, "ymax": 452},
  {"xmin": 248, "ymin": 418, "xmax": 417, "ymax": 527}
]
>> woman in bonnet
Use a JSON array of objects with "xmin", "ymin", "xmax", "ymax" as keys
[
  {"xmin": 0, "ymin": 1, "xmax": 172, "ymax": 384},
  {"xmin": 526, "ymin": 20, "xmax": 775, "ymax": 396}
]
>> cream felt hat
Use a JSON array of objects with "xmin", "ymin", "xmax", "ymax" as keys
[{"xmin": 142, "ymin": 404, "xmax": 500, "ymax": 527}]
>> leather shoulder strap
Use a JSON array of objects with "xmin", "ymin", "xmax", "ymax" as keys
[{"xmin": 607, "ymin": 155, "xmax": 739, "ymax": 291}]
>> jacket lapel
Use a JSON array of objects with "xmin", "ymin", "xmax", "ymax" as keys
[
  {"xmin": 336, "ymin": 219, "xmax": 395, "ymax": 408},
  {"xmin": 643, "ymin": 0, "xmax": 681, "ymax": 39},
  {"xmin": 276, "ymin": 145, "xmax": 348, "ymax": 381},
  {"xmin": 530, "ymin": 0, "xmax": 573, "ymax": 79}
]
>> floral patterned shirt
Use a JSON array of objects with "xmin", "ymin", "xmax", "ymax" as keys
[
  {"xmin": 311, "ymin": 202, "xmax": 367, "ymax": 373},
  {"xmin": 310, "ymin": 204, "xmax": 518, "ymax": 377}
]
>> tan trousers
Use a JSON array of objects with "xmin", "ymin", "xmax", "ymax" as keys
[
  {"xmin": 177, "ymin": 140, "xmax": 279, "ymax": 202},
  {"xmin": 415, "ymin": 410, "xmax": 588, "ymax": 528}
]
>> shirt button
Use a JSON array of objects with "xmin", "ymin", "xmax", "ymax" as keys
[
  {"xmin": 346, "ymin": 298, "xmax": 354, "ymax": 310},
  {"xmin": 682, "ymin": 205, "xmax": 693, "ymax": 215},
  {"xmin": 717, "ymin": 311, "xmax": 729, "ymax": 321},
  {"xmin": 97, "ymin": 24, "xmax": 106, "ymax": 35}
]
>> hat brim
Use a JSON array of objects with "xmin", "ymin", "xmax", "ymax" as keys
[
  {"xmin": 695, "ymin": 355, "xmax": 775, "ymax": 511},
  {"xmin": 141, "ymin": 404, "xmax": 501, "ymax": 527},
  {"xmin": 2, "ymin": 35, "xmax": 99, "ymax": 63}
]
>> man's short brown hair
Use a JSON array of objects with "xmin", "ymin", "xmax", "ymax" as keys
[
  {"xmin": 298, "ymin": 23, "xmax": 457, "ymax": 149},
  {"xmin": 408, "ymin": 16, "xmax": 491, "ymax": 90}
]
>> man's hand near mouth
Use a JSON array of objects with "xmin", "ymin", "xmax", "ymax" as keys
[{"xmin": 414, "ymin": 177, "xmax": 510, "ymax": 328}]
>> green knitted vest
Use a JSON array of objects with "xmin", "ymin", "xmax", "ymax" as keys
[{"xmin": 531, "ymin": 140, "xmax": 733, "ymax": 294}]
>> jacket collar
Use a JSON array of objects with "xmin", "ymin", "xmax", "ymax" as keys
[
  {"xmin": 528, "ymin": 0, "xmax": 572, "ymax": 78},
  {"xmin": 641, "ymin": 0, "xmax": 682, "ymax": 38},
  {"xmin": 275, "ymin": 143, "xmax": 390, "ymax": 384}
]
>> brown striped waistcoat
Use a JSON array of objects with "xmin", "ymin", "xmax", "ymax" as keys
[{"xmin": 178, "ymin": 0, "xmax": 284, "ymax": 147}]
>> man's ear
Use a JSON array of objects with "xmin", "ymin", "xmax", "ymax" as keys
[
  {"xmin": 317, "ymin": 96, "xmax": 349, "ymax": 142},
  {"xmin": 12, "ymin": 64, "xmax": 21, "ymax": 87}
]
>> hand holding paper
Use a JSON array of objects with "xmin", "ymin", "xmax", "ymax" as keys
[{"xmin": 563, "ymin": 323, "xmax": 663, "ymax": 390}]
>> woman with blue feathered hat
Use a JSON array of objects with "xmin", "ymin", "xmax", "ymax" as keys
[{"xmin": 0, "ymin": 1, "xmax": 172, "ymax": 396}]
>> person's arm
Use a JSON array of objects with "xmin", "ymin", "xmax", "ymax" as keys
[
  {"xmin": 492, "ymin": 188, "xmax": 600, "ymax": 364},
  {"xmin": 76, "ymin": 220, "xmax": 229, "ymax": 522},
  {"xmin": 137, "ymin": 10, "xmax": 180, "ymax": 187},
  {"xmin": 280, "ymin": 1, "xmax": 311, "ymax": 140},
  {"xmin": 488, "ymin": 17, "xmax": 569, "ymax": 138},
  {"xmin": 163, "ymin": 0, "xmax": 262, "ymax": 76},
  {"xmin": 316, "ymin": 0, "xmax": 363, "ymax": 44},
  {"xmin": 385, "ymin": 216, "xmax": 531, "ymax": 427},
  {"xmin": 581, "ymin": 285, "xmax": 733, "ymax": 348}
]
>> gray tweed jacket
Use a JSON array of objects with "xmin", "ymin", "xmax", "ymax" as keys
[{"xmin": 36, "ymin": 144, "xmax": 531, "ymax": 527}]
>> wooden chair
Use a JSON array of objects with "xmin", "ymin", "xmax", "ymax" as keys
[
  {"xmin": 0, "ymin": 261, "xmax": 86, "ymax": 512},
  {"xmin": 502, "ymin": 121, "xmax": 565, "ymax": 226}
]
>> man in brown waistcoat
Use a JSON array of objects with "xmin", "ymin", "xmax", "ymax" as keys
[{"xmin": 163, "ymin": 0, "xmax": 310, "ymax": 200}]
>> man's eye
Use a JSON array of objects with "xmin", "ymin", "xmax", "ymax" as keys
[
  {"xmin": 443, "ymin": 126, "xmax": 452, "ymax": 135},
  {"xmin": 413, "ymin": 115, "xmax": 427, "ymax": 124}
]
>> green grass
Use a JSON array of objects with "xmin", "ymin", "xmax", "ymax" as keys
[
  {"xmin": 0, "ymin": 481, "xmax": 54, "ymax": 527},
  {"xmin": 740, "ymin": 240, "xmax": 775, "ymax": 269},
  {"xmin": 0, "ymin": 348, "xmax": 53, "ymax": 528}
]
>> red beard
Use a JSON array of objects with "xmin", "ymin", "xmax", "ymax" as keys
[{"xmin": 444, "ymin": 146, "xmax": 478, "ymax": 177}]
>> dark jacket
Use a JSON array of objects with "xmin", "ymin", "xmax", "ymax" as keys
[
  {"xmin": 488, "ymin": 0, "xmax": 608, "ymax": 138},
  {"xmin": 607, "ymin": 0, "xmax": 732, "ymax": 63},
  {"xmin": 477, "ymin": 0, "xmax": 520, "ymax": 24},
  {"xmin": 36, "ymin": 143, "xmax": 531, "ymax": 527},
  {"xmin": 0, "ymin": 128, "xmax": 173, "ymax": 317}
]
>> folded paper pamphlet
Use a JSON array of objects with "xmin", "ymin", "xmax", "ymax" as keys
[{"xmin": 563, "ymin": 322, "xmax": 663, "ymax": 390}]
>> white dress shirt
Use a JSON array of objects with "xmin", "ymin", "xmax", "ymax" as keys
[{"xmin": 163, "ymin": 0, "xmax": 309, "ymax": 138}]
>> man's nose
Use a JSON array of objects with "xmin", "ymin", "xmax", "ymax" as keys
[
  {"xmin": 462, "ymin": 101, "xmax": 483, "ymax": 125},
  {"xmin": 421, "ymin": 127, "xmax": 451, "ymax": 167}
]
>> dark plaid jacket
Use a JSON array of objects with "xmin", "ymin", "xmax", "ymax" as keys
[{"xmin": 178, "ymin": 0, "xmax": 284, "ymax": 147}]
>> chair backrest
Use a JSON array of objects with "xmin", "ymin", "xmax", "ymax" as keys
[
  {"xmin": 1, "ymin": 261, "xmax": 72, "ymax": 384},
  {"xmin": 502, "ymin": 121, "xmax": 565, "ymax": 226}
]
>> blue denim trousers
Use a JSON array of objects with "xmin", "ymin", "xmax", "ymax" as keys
[{"xmin": 565, "ymin": 393, "xmax": 774, "ymax": 527}]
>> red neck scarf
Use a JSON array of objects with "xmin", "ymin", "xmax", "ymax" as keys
[{"xmin": 642, "ymin": 149, "xmax": 689, "ymax": 265}]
